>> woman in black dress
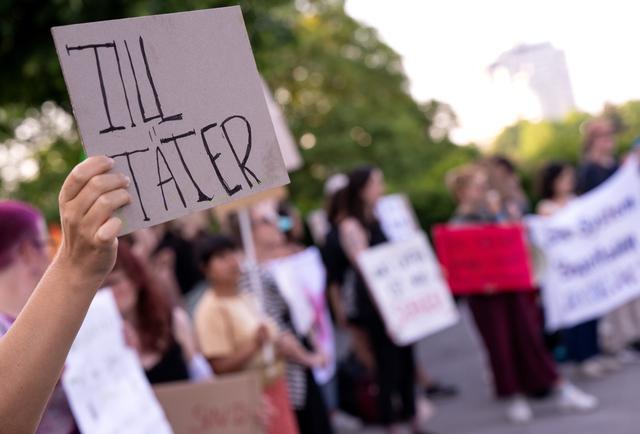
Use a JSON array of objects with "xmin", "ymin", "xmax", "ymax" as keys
[{"xmin": 335, "ymin": 166, "xmax": 428, "ymax": 434}]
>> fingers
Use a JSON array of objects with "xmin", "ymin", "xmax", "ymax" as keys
[
  {"xmin": 70, "ymin": 173, "xmax": 130, "ymax": 216},
  {"xmin": 96, "ymin": 217, "xmax": 123, "ymax": 244},
  {"xmin": 84, "ymin": 189, "xmax": 131, "ymax": 239},
  {"xmin": 59, "ymin": 156, "xmax": 115, "ymax": 204}
]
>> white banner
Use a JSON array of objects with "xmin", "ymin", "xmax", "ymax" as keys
[
  {"xmin": 266, "ymin": 247, "xmax": 336, "ymax": 384},
  {"xmin": 527, "ymin": 157, "xmax": 640, "ymax": 330},
  {"xmin": 357, "ymin": 233, "xmax": 459, "ymax": 346},
  {"xmin": 63, "ymin": 290, "xmax": 173, "ymax": 434}
]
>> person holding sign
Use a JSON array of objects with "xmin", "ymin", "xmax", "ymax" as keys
[
  {"xmin": 193, "ymin": 234, "xmax": 297, "ymax": 434},
  {"xmin": 446, "ymin": 163, "xmax": 597, "ymax": 424},
  {"xmin": 335, "ymin": 166, "xmax": 430, "ymax": 434},
  {"xmin": 535, "ymin": 161, "xmax": 612, "ymax": 377},
  {"xmin": 233, "ymin": 207, "xmax": 334, "ymax": 434},
  {"xmin": 0, "ymin": 156, "xmax": 129, "ymax": 434},
  {"xmin": 577, "ymin": 119, "xmax": 639, "ymax": 368}
]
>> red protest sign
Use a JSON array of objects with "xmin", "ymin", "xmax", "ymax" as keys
[{"xmin": 433, "ymin": 224, "xmax": 536, "ymax": 295}]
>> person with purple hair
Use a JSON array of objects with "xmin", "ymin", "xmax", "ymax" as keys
[{"xmin": 0, "ymin": 156, "xmax": 130, "ymax": 433}]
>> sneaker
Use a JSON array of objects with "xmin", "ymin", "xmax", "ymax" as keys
[
  {"xmin": 598, "ymin": 355, "xmax": 622, "ymax": 373},
  {"xmin": 556, "ymin": 382, "xmax": 598, "ymax": 412},
  {"xmin": 616, "ymin": 349, "xmax": 639, "ymax": 365},
  {"xmin": 331, "ymin": 410, "xmax": 363, "ymax": 432},
  {"xmin": 578, "ymin": 360, "xmax": 605, "ymax": 379},
  {"xmin": 505, "ymin": 396, "xmax": 533, "ymax": 424}
]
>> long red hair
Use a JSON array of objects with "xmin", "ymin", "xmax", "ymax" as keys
[{"xmin": 114, "ymin": 241, "xmax": 172, "ymax": 354}]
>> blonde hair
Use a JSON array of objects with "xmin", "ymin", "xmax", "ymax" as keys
[{"xmin": 445, "ymin": 164, "xmax": 485, "ymax": 201}]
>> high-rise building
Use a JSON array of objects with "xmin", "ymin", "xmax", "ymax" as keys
[{"xmin": 488, "ymin": 43, "xmax": 575, "ymax": 120}]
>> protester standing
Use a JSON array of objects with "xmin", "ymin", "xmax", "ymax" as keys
[
  {"xmin": 0, "ymin": 200, "xmax": 77, "ymax": 434},
  {"xmin": 193, "ymin": 234, "xmax": 299, "ymax": 434},
  {"xmin": 574, "ymin": 118, "xmax": 635, "ymax": 369},
  {"xmin": 0, "ymin": 157, "xmax": 129, "ymax": 433},
  {"xmin": 446, "ymin": 163, "xmax": 597, "ymax": 423},
  {"xmin": 332, "ymin": 166, "xmax": 432, "ymax": 434},
  {"xmin": 234, "ymin": 207, "xmax": 334, "ymax": 434}
]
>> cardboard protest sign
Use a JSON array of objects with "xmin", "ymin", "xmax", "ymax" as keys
[
  {"xmin": 527, "ymin": 157, "xmax": 640, "ymax": 330},
  {"xmin": 63, "ymin": 290, "xmax": 172, "ymax": 434},
  {"xmin": 266, "ymin": 247, "xmax": 324, "ymax": 337},
  {"xmin": 154, "ymin": 372, "xmax": 264, "ymax": 434},
  {"xmin": 375, "ymin": 193, "xmax": 421, "ymax": 241},
  {"xmin": 433, "ymin": 224, "xmax": 536, "ymax": 295},
  {"xmin": 268, "ymin": 247, "xmax": 336, "ymax": 385},
  {"xmin": 357, "ymin": 234, "xmax": 459, "ymax": 346},
  {"xmin": 52, "ymin": 7, "xmax": 289, "ymax": 235}
]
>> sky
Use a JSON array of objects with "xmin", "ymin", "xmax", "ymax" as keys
[{"xmin": 345, "ymin": 0, "xmax": 640, "ymax": 144}]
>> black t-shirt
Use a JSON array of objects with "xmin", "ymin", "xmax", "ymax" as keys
[
  {"xmin": 145, "ymin": 339, "xmax": 190, "ymax": 384},
  {"xmin": 576, "ymin": 160, "xmax": 619, "ymax": 194}
]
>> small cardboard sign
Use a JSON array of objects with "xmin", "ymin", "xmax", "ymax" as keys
[
  {"xmin": 52, "ymin": 7, "xmax": 289, "ymax": 234},
  {"xmin": 357, "ymin": 234, "xmax": 459, "ymax": 345},
  {"xmin": 433, "ymin": 224, "xmax": 536, "ymax": 295},
  {"xmin": 375, "ymin": 193, "xmax": 421, "ymax": 241},
  {"xmin": 63, "ymin": 290, "xmax": 172, "ymax": 434},
  {"xmin": 154, "ymin": 372, "xmax": 264, "ymax": 434}
]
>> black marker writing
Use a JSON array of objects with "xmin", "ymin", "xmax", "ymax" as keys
[
  {"xmin": 160, "ymin": 130, "xmax": 212, "ymax": 202},
  {"xmin": 155, "ymin": 146, "xmax": 186, "ymax": 211},
  {"xmin": 66, "ymin": 42, "xmax": 126, "ymax": 134},
  {"xmin": 200, "ymin": 122, "xmax": 242, "ymax": 196},
  {"xmin": 109, "ymin": 147, "xmax": 151, "ymax": 221},
  {"xmin": 221, "ymin": 115, "xmax": 261, "ymax": 188}
]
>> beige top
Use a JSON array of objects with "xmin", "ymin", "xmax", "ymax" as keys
[{"xmin": 194, "ymin": 289, "xmax": 278, "ymax": 370}]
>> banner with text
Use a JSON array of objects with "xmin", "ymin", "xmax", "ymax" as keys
[
  {"xmin": 357, "ymin": 234, "xmax": 459, "ymax": 346},
  {"xmin": 52, "ymin": 7, "xmax": 289, "ymax": 234},
  {"xmin": 433, "ymin": 224, "xmax": 536, "ymax": 295},
  {"xmin": 527, "ymin": 158, "xmax": 640, "ymax": 330}
]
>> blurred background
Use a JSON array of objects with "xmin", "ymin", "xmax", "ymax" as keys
[{"xmin": 5, "ymin": 0, "xmax": 637, "ymax": 232}]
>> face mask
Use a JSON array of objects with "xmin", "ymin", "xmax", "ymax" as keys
[{"xmin": 278, "ymin": 216, "xmax": 294, "ymax": 233}]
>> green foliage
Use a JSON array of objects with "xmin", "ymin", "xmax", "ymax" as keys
[
  {"xmin": 491, "ymin": 101, "xmax": 640, "ymax": 203},
  {"xmin": 0, "ymin": 0, "xmax": 479, "ymax": 229}
]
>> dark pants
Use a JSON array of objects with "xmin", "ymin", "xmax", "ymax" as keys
[
  {"xmin": 295, "ymin": 369, "xmax": 334, "ymax": 434},
  {"xmin": 469, "ymin": 292, "xmax": 559, "ymax": 398},
  {"xmin": 367, "ymin": 320, "xmax": 416, "ymax": 426},
  {"xmin": 563, "ymin": 319, "xmax": 600, "ymax": 363}
]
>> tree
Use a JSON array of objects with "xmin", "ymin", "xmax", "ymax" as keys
[{"xmin": 0, "ymin": 0, "xmax": 476, "ymax": 229}]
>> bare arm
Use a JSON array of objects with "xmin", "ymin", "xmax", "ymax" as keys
[
  {"xmin": 207, "ymin": 324, "xmax": 268, "ymax": 374},
  {"xmin": 207, "ymin": 341, "xmax": 260, "ymax": 374},
  {"xmin": 275, "ymin": 332, "xmax": 324, "ymax": 368},
  {"xmin": 0, "ymin": 156, "xmax": 130, "ymax": 433},
  {"xmin": 338, "ymin": 218, "xmax": 369, "ymax": 264}
]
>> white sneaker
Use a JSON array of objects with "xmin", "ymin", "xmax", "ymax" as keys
[
  {"xmin": 505, "ymin": 396, "xmax": 533, "ymax": 424},
  {"xmin": 616, "ymin": 349, "xmax": 639, "ymax": 365},
  {"xmin": 578, "ymin": 360, "xmax": 605, "ymax": 379},
  {"xmin": 331, "ymin": 411, "xmax": 363, "ymax": 432},
  {"xmin": 556, "ymin": 382, "xmax": 599, "ymax": 413},
  {"xmin": 598, "ymin": 355, "xmax": 622, "ymax": 373}
]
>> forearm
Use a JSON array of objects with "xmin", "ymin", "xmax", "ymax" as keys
[
  {"xmin": 209, "ymin": 341, "xmax": 259, "ymax": 374},
  {"xmin": 277, "ymin": 334, "xmax": 315, "ymax": 367},
  {"xmin": 0, "ymin": 256, "xmax": 103, "ymax": 433}
]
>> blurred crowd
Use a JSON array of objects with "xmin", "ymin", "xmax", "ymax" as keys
[{"xmin": 2, "ymin": 116, "xmax": 640, "ymax": 434}]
